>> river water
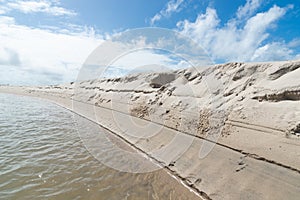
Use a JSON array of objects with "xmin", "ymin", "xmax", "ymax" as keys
[{"xmin": 0, "ymin": 93, "xmax": 201, "ymax": 200}]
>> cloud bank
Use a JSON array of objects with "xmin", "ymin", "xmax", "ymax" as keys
[
  {"xmin": 0, "ymin": 16, "xmax": 102, "ymax": 85},
  {"xmin": 177, "ymin": 0, "xmax": 297, "ymax": 62}
]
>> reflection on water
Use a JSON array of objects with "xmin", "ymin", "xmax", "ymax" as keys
[{"xmin": 0, "ymin": 93, "xmax": 200, "ymax": 200}]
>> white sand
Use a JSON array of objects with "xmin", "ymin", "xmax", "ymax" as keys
[{"xmin": 1, "ymin": 60, "xmax": 300, "ymax": 199}]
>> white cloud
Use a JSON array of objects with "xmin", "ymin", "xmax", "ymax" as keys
[
  {"xmin": 0, "ymin": 16, "xmax": 102, "ymax": 85},
  {"xmin": 101, "ymin": 50, "xmax": 180, "ymax": 78},
  {"xmin": 287, "ymin": 38, "xmax": 300, "ymax": 48},
  {"xmin": 165, "ymin": 0, "xmax": 184, "ymax": 14},
  {"xmin": 251, "ymin": 42, "xmax": 293, "ymax": 61},
  {"xmin": 0, "ymin": 7, "xmax": 6, "ymax": 14},
  {"xmin": 0, "ymin": 15, "xmax": 15, "ymax": 24},
  {"xmin": 150, "ymin": 14, "xmax": 162, "ymax": 26},
  {"xmin": 0, "ymin": 0, "xmax": 9, "ymax": 14},
  {"xmin": 150, "ymin": 0, "xmax": 184, "ymax": 25},
  {"xmin": 112, "ymin": 50, "xmax": 181, "ymax": 70},
  {"xmin": 0, "ymin": 47, "xmax": 21, "ymax": 66},
  {"xmin": 177, "ymin": 3, "xmax": 296, "ymax": 62},
  {"xmin": 2, "ymin": 0, "xmax": 76, "ymax": 16},
  {"xmin": 237, "ymin": 0, "xmax": 262, "ymax": 19}
]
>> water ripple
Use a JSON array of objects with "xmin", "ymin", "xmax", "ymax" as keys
[{"xmin": 0, "ymin": 93, "xmax": 200, "ymax": 200}]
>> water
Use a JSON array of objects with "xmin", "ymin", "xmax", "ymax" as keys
[{"xmin": 0, "ymin": 93, "xmax": 200, "ymax": 200}]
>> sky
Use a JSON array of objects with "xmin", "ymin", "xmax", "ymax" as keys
[{"xmin": 0, "ymin": 0, "xmax": 299, "ymax": 85}]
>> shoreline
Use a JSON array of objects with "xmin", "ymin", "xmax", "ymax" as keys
[
  {"xmin": 0, "ymin": 91, "xmax": 206, "ymax": 199},
  {"xmin": 1, "ymin": 60, "xmax": 300, "ymax": 199}
]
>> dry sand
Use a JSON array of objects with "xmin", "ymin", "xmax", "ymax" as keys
[{"xmin": 1, "ymin": 60, "xmax": 299, "ymax": 199}]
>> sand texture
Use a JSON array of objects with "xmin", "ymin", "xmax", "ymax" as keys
[{"xmin": 1, "ymin": 60, "xmax": 300, "ymax": 199}]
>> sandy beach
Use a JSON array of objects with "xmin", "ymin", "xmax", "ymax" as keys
[{"xmin": 1, "ymin": 60, "xmax": 300, "ymax": 199}]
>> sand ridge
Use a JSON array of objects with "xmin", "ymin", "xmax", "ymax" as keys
[{"xmin": 1, "ymin": 60, "xmax": 300, "ymax": 199}]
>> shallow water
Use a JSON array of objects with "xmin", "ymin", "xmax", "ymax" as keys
[{"xmin": 0, "ymin": 93, "xmax": 200, "ymax": 200}]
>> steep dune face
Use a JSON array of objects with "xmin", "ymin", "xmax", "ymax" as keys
[
  {"xmin": 70, "ymin": 60, "xmax": 300, "ymax": 170},
  {"xmin": 71, "ymin": 61, "xmax": 300, "ymax": 199},
  {"xmin": 73, "ymin": 60, "xmax": 300, "ymax": 136},
  {"xmin": 1, "ymin": 60, "xmax": 300, "ymax": 199}
]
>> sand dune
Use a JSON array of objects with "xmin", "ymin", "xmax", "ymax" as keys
[{"xmin": 1, "ymin": 60, "xmax": 300, "ymax": 199}]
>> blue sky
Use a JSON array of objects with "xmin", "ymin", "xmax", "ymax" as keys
[{"xmin": 0, "ymin": 0, "xmax": 299, "ymax": 85}]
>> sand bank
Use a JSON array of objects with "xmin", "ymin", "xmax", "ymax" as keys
[{"xmin": 1, "ymin": 60, "xmax": 300, "ymax": 199}]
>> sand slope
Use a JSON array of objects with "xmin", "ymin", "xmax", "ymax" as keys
[{"xmin": 1, "ymin": 60, "xmax": 299, "ymax": 199}]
